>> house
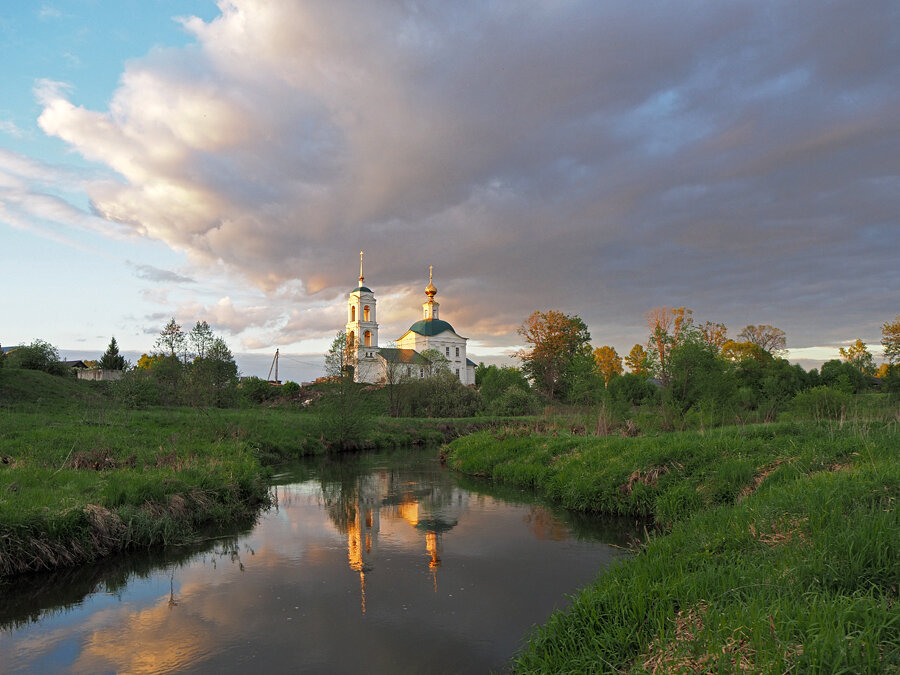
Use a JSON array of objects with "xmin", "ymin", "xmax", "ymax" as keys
[{"xmin": 345, "ymin": 254, "xmax": 477, "ymax": 385}]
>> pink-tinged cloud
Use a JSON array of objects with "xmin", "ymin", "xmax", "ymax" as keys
[{"xmin": 33, "ymin": 0, "xmax": 900, "ymax": 351}]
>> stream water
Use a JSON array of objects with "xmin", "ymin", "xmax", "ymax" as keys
[{"xmin": 0, "ymin": 448, "xmax": 637, "ymax": 673}]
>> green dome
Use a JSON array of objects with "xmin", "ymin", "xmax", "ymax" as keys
[
  {"xmin": 408, "ymin": 318, "xmax": 455, "ymax": 336},
  {"xmin": 351, "ymin": 285, "xmax": 373, "ymax": 293}
]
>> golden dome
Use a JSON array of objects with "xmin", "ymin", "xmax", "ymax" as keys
[{"xmin": 425, "ymin": 265, "xmax": 437, "ymax": 297}]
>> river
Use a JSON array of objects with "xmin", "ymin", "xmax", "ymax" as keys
[{"xmin": 0, "ymin": 447, "xmax": 636, "ymax": 673}]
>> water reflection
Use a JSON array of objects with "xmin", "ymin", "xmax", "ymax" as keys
[{"xmin": 1, "ymin": 449, "xmax": 639, "ymax": 674}]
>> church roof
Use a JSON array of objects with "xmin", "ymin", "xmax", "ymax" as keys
[
  {"xmin": 378, "ymin": 348, "xmax": 431, "ymax": 364},
  {"xmin": 351, "ymin": 285, "xmax": 373, "ymax": 293},
  {"xmin": 407, "ymin": 318, "xmax": 457, "ymax": 336}
]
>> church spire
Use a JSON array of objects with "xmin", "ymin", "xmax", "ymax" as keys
[
  {"xmin": 423, "ymin": 265, "xmax": 439, "ymax": 320},
  {"xmin": 425, "ymin": 265, "xmax": 437, "ymax": 298},
  {"xmin": 359, "ymin": 251, "xmax": 365, "ymax": 285}
]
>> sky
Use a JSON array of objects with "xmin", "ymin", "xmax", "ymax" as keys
[{"xmin": 1, "ymin": 0, "xmax": 898, "ymax": 382}]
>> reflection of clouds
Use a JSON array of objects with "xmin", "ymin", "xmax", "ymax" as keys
[{"xmin": 74, "ymin": 600, "xmax": 212, "ymax": 674}]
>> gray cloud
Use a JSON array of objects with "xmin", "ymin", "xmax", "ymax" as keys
[
  {"xmin": 34, "ymin": 0, "xmax": 900, "ymax": 354},
  {"xmin": 128, "ymin": 261, "xmax": 196, "ymax": 284}
]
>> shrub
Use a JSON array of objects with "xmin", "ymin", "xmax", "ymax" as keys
[
  {"xmin": 240, "ymin": 376, "xmax": 276, "ymax": 404},
  {"xmin": 5, "ymin": 340, "xmax": 69, "ymax": 376},
  {"xmin": 609, "ymin": 373, "xmax": 658, "ymax": 406},
  {"xmin": 790, "ymin": 386, "xmax": 852, "ymax": 420},
  {"xmin": 113, "ymin": 369, "xmax": 161, "ymax": 408},
  {"xmin": 489, "ymin": 385, "xmax": 539, "ymax": 416}
]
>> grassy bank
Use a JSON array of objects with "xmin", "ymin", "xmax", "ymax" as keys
[
  {"xmin": 0, "ymin": 370, "xmax": 513, "ymax": 577},
  {"xmin": 444, "ymin": 422, "xmax": 899, "ymax": 672}
]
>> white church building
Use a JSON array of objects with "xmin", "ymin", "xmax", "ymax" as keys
[{"xmin": 345, "ymin": 253, "xmax": 476, "ymax": 385}]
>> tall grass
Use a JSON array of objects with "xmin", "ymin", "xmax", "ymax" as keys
[{"xmin": 443, "ymin": 421, "xmax": 899, "ymax": 672}]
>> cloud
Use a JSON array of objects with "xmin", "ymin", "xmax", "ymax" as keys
[
  {"xmin": 128, "ymin": 261, "xmax": 195, "ymax": 284},
  {"xmin": 33, "ymin": 0, "xmax": 900, "ymax": 352}
]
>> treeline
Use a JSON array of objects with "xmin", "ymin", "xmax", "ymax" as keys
[{"xmin": 514, "ymin": 309, "xmax": 900, "ymax": 428}]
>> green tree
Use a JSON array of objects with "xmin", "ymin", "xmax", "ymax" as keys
[
  {"xmin": 317, "ymin": 331, "xmax": 371, "ymax": 448},
  {"xmin": 839, "ymin": 339, "xmax": 876, "ymax": 376},
  {"xmin": 6, "ymin": 339, "xmax": 68, "ymax": 376},
  {"xmin": 99, "ymin": 336, "xmax": 127, "ymax": 370},
  {"xmin": 819, "ymin": 359, "xmax": 867, "ymax": 393},
  {"xmin": 155, "ymin": 318, "xmax": 186, "ymax": 360},
  {"xmin": 881, "ymin": 315, "xmax": 900, "ymax": 365},
  {"xmin": 419, "ymin": 348, "xmax": 450, "ymax": 377},
  {"xmin": 189, "ymin": 336, "xmax": 239, "ymax": 407},
  {"xmin": 189, "ymin": 320, "xmax": 215, "ymax": 360},
  {"xmin": 517, "ymin": 310, "xmax": 592, "ymax": 401},
  {"xmin": 477, "ymin": 365, "xmax": 530, "ymax": 405},
  {"xmin": 664, "ymin": 334, "xmax": 735, "ymax": 423},
  {"xmin": 379, "ymin": 342, "xmax": 410, "ymax": 417}
]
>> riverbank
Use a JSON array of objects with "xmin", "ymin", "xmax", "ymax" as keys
[
  {"xmin": 0, "ymin": 369, "xmax": 512, "ymax": 577},
  {"xmin": 443, "ymin": 422, "xmax": 899, "ymax": 672}
]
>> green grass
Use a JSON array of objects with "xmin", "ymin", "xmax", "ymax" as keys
[
  {"xmin": 0, "ymin": 369, "xmax": 523, "ymax": 577},
  {"xmin": 443, "ymin": 422, "xmax": 900, "ymax": 672}
]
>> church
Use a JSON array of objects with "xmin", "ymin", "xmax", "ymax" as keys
[{"xmin": 344, "ymin": 253, "xmax": 476, "ymax": 385}]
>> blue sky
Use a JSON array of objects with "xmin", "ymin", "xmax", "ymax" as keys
[{"xmin": 1, "ymin": 1, "xmax": 898, "ymax": 382}]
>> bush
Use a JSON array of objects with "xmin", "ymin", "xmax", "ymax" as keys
[
  {"xmin": 113, "ymin": 369, "xmax": 161, "ymax": 408},
  {"xmin": 281, "ymin": 381, "xmax": 301, "ymax": 399},
  {"xmin": 400, "ymin": 371, "xmax": 483, "ymax": 417},
  {"xmin": 240, "ymin": 377, "xmax": 276, "ymax": 404},
  {"xmin": 790, "ymin": 386, "xmax": 852, "ymax": 420},
  {"xmin": 609, "ymin": 373, "xmax": 658, "ymax": 406},
  {"xmin": 5, "ymin": 340, "xmax": 69, "ymax": 376},
  {"xmin": 489, "ymin": 385, "xmax": 539, "ymax": 416}
]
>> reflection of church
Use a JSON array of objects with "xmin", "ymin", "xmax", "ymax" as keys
[
  {"xmin": 345, "ymin": 252, "xmax": 477, "ymax": 385},
  {"xmin": 332, "ymin": 470, "xmax": 468, "ymax": 613}
]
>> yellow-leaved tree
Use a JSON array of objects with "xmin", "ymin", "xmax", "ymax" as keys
[{"xmin": 592, "ymin": 345, "xmax": 623, "ymax": 386}]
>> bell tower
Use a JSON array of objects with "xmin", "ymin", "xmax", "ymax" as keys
[{"xmin": 346, "ymin": 251, "xmax": 379, "ymax": 355}]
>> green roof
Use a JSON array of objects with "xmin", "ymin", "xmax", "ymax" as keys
[
  {"xmin": 378, "ymin": 348, "xmax": 431, "ymax": 365},
  {"xmin": 407, "ymin": 319, "xmax": 456, "ymax": 336},
  {"xmin": 351, "ymin": 285, "xmax": 373, "ymax": 293}
]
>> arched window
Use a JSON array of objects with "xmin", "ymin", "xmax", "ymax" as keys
[
  {"xmin": 351, "ymin": 306, "xmax": 356, "ymax": 322},
  {"xmin": 348, "ymin": 331, "xmax": 355, "ymax": 348},
  {"xmin": 364, "ymin": 330, "xmax": 372, "ymax": 347},
  {"xmin": 363, "ymin": 305, "xmax": 370, "ymax": 321}
]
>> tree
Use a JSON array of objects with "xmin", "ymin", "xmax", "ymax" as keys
[
  {"xmin": 645, "ymin": 306, "xmax": 693, "ymax": 385},
  {"xmin": 419, "ymin": 348, "xmax": 450, "ymax": 378},
  {"xmin": 517, "ymin": 310, "xmax": 592, "ymax": 401},
  {"xmin": 624, "ymin": 344, "xmax": 650, "ymax": 376},
  {"xmin": 5, "ymin": 339, "xmax": 68, "ymax": 376},
  {"xmin": 318, "ymin": 331, "xmax": 370, "ymax": 448},
  {"xmin": 189, "ymin": 321, "xmax": 215, "ymax": 360},
  {"xmin": 189, "ymin": 336, "xmax": 239, "ymax": 406},
  {"xmin": 839, "ymin": 339, "xmax": 875, "ymax": 376},
  {"xmin": 737, "ymin": 325, "xmax": 786, "ymax": 357},
  {"xmin": 155, "ymin": 318, "xmax": 186, "ymax": 360},
  {"xmin": 379, "ymin": 342, "xmax": 409, "ymax": 417},
  {"xmin": 882, "ymin": 315, "xmax": 900, "ymax": 365},
  {"xmin": 720, "ymin": 340, "xmax": 770, "ymax": 363},
  {"xmin": 99, "ymin": 336, "xmax": 127, "ymax": 370},
  {"xmin": 664, "ymin": 334, "xmax": 735, "ymax": 422},
  {"xmin": 593, "ymin": 345, "xmax": 623, "ymax": 386},
  {"xmin": 697, "ymin": 321, "xmax": 728, "ymax": 353},
  {"xmin": 477, "ymin": 365, "xmax": 530, "ymax": 405}
]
